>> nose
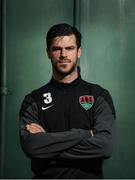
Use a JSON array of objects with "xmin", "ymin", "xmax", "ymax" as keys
[{"xmin": 60, "ymin": 49, "xmax": 67, "ymax": 59}]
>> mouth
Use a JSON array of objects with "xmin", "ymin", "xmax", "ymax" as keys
[{"xmin": 58, "ymin": 59, "xmax": 71, "ymax": 64}]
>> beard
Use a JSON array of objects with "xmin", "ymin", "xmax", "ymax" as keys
[{"xmin": 51, "ymin": 59, "xmax": 77, "ymax": 76}]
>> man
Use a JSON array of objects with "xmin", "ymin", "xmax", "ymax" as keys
[{"xmin": 19, "ymin": 23, "xmax": 116, "ymax": 179}]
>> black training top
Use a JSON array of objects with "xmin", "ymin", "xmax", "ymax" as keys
[{"xmin": 19, "ymin": 75, "xmax": 116, "ymax": 179}]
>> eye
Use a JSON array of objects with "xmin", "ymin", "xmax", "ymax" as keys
[
  {"xmin": 66, "ymin": 46, "xmax": 75, "ymax": 50},
  {"xmin": 51, "ymin": 47, "xmax": 61, "ymax": 51}
]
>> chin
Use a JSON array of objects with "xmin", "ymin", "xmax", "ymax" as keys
[
  {"xmin": 53, "ymin": 63, "xmax": 77, "ymax": 76},
  {"xmin": 58, "ymin": 70, "xmax": 72, "ymax": 76},
  {"xmin": 56, "ymin": 67, "xmax": 75, "ymax": 76}
]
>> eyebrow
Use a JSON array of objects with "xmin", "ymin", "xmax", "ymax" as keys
[{"xmin": 51, "ymin": 45, "xmax": 76, "ymax": 50}]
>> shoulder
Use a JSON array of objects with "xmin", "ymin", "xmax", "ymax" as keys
[
  {"xmin": 23, "ymin": 81, "xmax": 51, "ymax": 102},
  {"xmin": 81, "ymin": 79, "xmax": 115, "ymax": 113},
  {"xmin": 31, "ymin": 81, "xmax": 51, "ymax": 95},
  {"xmin": 81, "ymin": 79, "xmax": 107, "ymax": 95}
]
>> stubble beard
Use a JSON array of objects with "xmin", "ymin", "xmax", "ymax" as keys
[{"xmin": 52, "ymin": 60, "xmax": 77, "ymax": 77}]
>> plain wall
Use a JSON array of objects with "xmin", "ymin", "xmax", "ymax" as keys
[{"xmin": 0, "ymin": 0, "xmax": 135, "ymax": 178}]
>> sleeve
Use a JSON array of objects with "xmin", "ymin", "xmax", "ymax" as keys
[
  {"xmin": 60, "ymin": 90, "xmax": 116, "ymax": 159},
  {"xmin": 19, "ymin": 94, "xmax": 90, "ymax": 159}
]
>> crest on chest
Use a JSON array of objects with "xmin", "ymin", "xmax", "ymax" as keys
[{"xmin": 79, "ymin": 95, "xmax": 94, "ymax": 110}]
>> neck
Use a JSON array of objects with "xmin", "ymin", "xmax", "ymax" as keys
[{"xmin": 53, "ymin": 69, "xmax": 78, "ymax": 83}]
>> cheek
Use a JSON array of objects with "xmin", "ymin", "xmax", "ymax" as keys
[
  {"xmin": 69, "ymin": 50, "xmax": 77, "ymax": 57},
  {"xmin": 50, "ymin": 52, "xmax": 59, "ymax": 60},
  {"xmin": 71, "ymin": 52, "xmax": 79, "ymax": 61}
]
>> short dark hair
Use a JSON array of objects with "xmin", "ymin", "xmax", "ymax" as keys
[{"xmin": 46, "ymin": 23, "xmax": 82, "ymax": 50}]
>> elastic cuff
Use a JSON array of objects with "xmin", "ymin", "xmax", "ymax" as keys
[{"xmin": 90, "ymin": 130, "xmax": 94, "ymax": 137}]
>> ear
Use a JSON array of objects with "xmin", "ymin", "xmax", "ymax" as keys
[
  {"xmin": 77, "ymin": 47, "xmax": 82, "ymax": 58},
  {"xmin": 46, "ymin": 48, "xmax": 51, "ymax": 59}
]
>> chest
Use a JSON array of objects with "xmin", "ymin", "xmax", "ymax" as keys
[{"xmin": 38, "ymin": 88, "xmax": 95, "ymax": 132}]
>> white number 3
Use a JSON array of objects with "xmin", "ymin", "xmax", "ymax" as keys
[{"xmin": 43, "ymin": 92, "xmax": 52, "ymax": 104}]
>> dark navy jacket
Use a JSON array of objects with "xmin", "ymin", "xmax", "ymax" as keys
[{"xmin": 19, "ymin": 76, "xmax": 116, "ymax": 179}]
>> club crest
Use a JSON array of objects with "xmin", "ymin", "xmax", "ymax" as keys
[{"xmin": 79, "ymin": 95, "xmax": 94, "ymax": 110}]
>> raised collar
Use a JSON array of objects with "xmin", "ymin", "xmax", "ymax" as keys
[{"xmin": 50, "ymin": 75, "xmax": 82, "ymax": 89}]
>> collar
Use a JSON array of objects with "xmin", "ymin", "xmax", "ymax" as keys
[{"xmin": 50, "ymin": 75, "xmax": 82, "ymax": 89}]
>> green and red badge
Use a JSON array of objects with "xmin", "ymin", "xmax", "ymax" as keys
[{"xmin": 79, "ymin": 95, "xmax": 94, "ymax": 110}]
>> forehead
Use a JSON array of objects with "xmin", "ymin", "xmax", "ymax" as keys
[{"xmin": 51, "ymin": 34, "xmax": 77, "ymax": 46}]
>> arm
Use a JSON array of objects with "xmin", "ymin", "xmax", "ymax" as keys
[
  {"xmin": 60, "ymin": 90, "xmax": 116, "ymax": 159},
  {"xmin": 19, "ymin": 95, "xmax": 90, "ymax": 159}
]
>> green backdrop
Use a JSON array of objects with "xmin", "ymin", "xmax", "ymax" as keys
[{"xmin": 0, "ymin": 0, "xmax": 135, "ymax": 178}]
